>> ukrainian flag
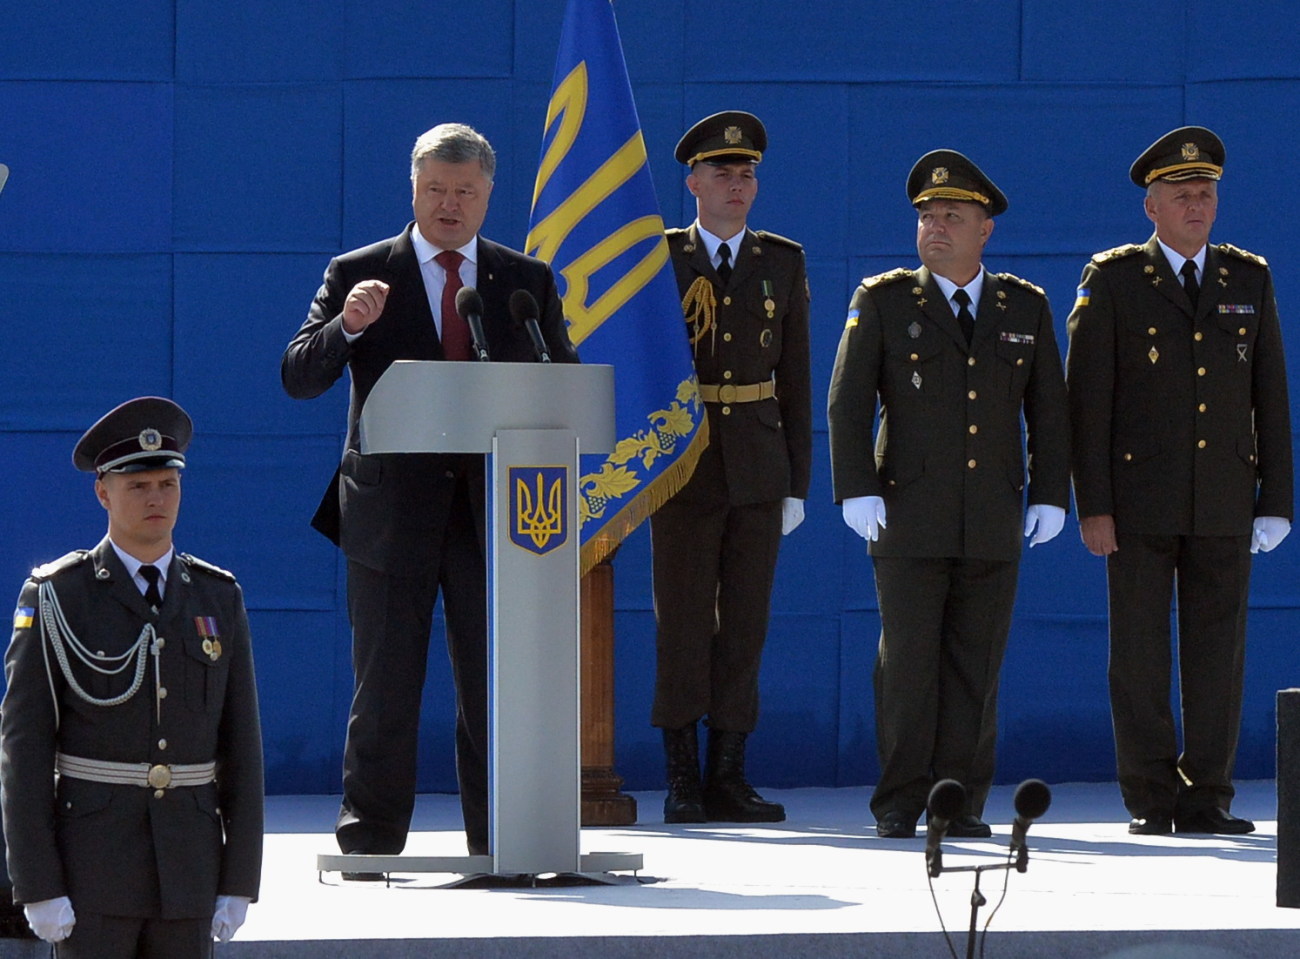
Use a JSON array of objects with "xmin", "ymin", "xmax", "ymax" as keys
[
  {"xmin": 527, "ymin": 0, "xmax": 706, "ymax": 574},
  {"xmin": 14, "ymin": 606, "xmax": 34, "ymax": 629}
]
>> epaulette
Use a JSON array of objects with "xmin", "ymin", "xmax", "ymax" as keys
[
  {"xmin": 31, "ymin": 550, "xmax": 91, "ymax": 582},
  {"xmin": 994, "ymin": 272, "xmax": 1046, "ymax": 297},
  {"xmin": 1091, "ymin": 244, "xmax": 1144, "ymax": 264},
  {"xmin": 664, "ymin": 227, "xmax": 690, "ymax": 240},
  {"xmin": 755, "ymin": 230, "xmax": 803, "ymax": 251},
  {"xmin": 1217, "ymin": 243, "xmax": 1268, "ymax": 267},
  {"xmin": 179, "ymin": 553, "xmax": 237, "ymax": 582},
  {"xmin": 861, "ymin": 268, "xmax": 914, "ymax": 289}
]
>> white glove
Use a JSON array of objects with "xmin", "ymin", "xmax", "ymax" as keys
[
  {"xmin": 212, "ymin": 895, "xmax": 251, "ymax": 942},
  {"xmin": 781, "ymin": 497, "xmax": 805, "ymax": 535},
  {"xmin": 1252, "ymin": 516, "xmax": 1291, "ymax": 554},
  {"xmin": 842, "ymin": 495, "xmax": 886, "ymax": 542},
  {"xmin": 24, "ymin": 896, "xmax": 75, "ymax": 943},
  {"xmin": 1023, "ymin": 504, "xmax": 1066, "ymax": 547}
]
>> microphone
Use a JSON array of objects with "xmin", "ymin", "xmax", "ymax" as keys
[
  {"xmin": 1009, "ymin": 778, "xmax": 1052, "ymax": 872},
  {"xmin": 509, "ymin": 289, "xmax": 552, "ymax": 363},
  {"xmin": 925, "ymin": 779, "xmax": 966, "ymax": 878},
  {"xmin": 454, "ymin": 286, "xmax": 491, "ymax": 362}
]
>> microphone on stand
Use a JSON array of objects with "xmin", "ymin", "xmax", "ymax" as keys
[
  {"xmin": 1009, "ymin": 779, "xmax": 1052, "ymax": 873},
  {"xmin": 508, "ymin": 289, "xmax": 552, "ymax": 363},
  {"xmin": 454, "ymin": 286, "xmax": 491, "ymax": 362},
  {"xmin": 925, "ymin": 779, "xmax": 966, "ymax": 879}
]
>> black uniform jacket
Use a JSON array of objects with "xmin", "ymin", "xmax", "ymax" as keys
[
  {"xmin": 666, "ymin": 224, "xmax": 812, "ymax": 504},
  {"xmin": 828, "ymin": 265, "xmax": 1070, "ymax": 561},
  {"xmin": 280, "ymin": 225, "xmax": 578, "ymax": 575},
  {"xmin": 1066, "ymin": 236, "xmax": 1293, "ymax": 534},
  {"xmin": 1, "ymin": 540, "xmax": 263, "ymax": 918}
]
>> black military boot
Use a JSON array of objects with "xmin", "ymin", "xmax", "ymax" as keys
[
  {"xmin": 703, "ymin": 729, "xmax": 785, "ymax": 822},
  {"xmin": 662, "ymin": 724, "xmax": 707, "ymax": 823}
]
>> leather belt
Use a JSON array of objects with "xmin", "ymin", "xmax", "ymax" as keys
[
  {"xmin": 56, "ymin": 752, "xmax": 217, "ymax": 789},
  {"xmin": 697, "ymin": 381, "xmax": 776, "ymax": 404}
]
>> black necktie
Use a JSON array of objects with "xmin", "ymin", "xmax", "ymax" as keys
[
  {"xmin": 953, "ymin": 288, "xmax": 975, "ymax": 345},
  {"xmin": 1180, "ymin": 259, "xmax": 1200, "ymax": 307},
  {"xmin": 716, "ymin": 242, "xmax": 732, "ymax": 284},
  {"xmin": 140, "ymin": 564, "xmax": 163, "ymax": 609}
]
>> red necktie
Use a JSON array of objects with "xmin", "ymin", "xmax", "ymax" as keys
[{"xmin": 435, "ymin": 250, "xmax": 469, "ymax": 360}]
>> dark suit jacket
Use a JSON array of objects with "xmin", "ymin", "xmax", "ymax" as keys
[
  {"xmin": 828, "ymin": 265, "xmax": 1070, "ymax": 561},
  {"xmin": 1066, "ymin": 235, "xmax": 1293, "ymax": 534},
  {"xmin": 665, "ymin": 224, "xmax": 812, "ymax": 505},
  {"xmin": 281, "ymin": 225, "xmax": 578, "ymax": 574},
  {"xmin": 1, "ymin": 541, "xmax": 263, "ymax": 917}
]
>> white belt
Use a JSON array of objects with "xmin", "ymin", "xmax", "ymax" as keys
[{"xmin": 56, "ymin": 752, "xmax": 216, "ymax": 789}]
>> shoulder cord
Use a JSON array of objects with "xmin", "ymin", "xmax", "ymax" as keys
[{"xmin": 37, "ymin": 580, "xmax": 160, "ymax": 728}]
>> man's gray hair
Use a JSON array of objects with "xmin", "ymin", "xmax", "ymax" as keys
[{"xmin": 410, "ymin": 123, "xmax": 496, "ymax": 183}]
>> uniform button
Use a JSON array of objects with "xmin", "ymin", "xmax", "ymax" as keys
[
  {"xmin": 444, "ymin": 470, "xmax": 456, "ymax": 478},
  {"xmin": 1198, "ymin": 403, "xmax": 1207, "ymax": 413},
  {"xmin": 723, "ymin": 296, "xmax": 732, "ymax": 306},
  {"xmin": 1239, "ymin": 327, "xmax": 1247, "ymax": 335},
  {"xmin": 1197, "ymin": 367, "xmax": 1206, "ymax": 376},
  {"xmin": 723, "ymin": 370, "xmax": 733, "ymax": 380},
  {"xmin": 1148, "ymin": 327, "xmax": 1158, "ymax": 335},
  {"xmin": 159, "ymin": 687, "xmax": 168, "ymax": 699},
  {"xmin": 723, "ymin": 332, "xmax": 732, "ymax": 342},
  {"xmin": 969, "ymin": 425, "xmax": 978, "ymax": 434},
  {"xmin": 1124, "ymin": 453, "xmax": 1133, "ymax": 462},
  {"xmin": 154, "ymin": 789, "xmax": 165, "ymax": 799},
  {"xmin": 1198, "ymin": 440, "xmax": 1207, "ymax": 449},
  {"xmin": 158, "ymin": 739, "xmax": 167, "ymax": 750},
  {"xmin": 967, "ymin": 459, "xmax": 977, "ymax": 469},
  {"xmin": 721, "ymin": 406, "xmax": 731, "ymax": 415},
  {"xmin": 968, "ymin": 390, "xmax": 977, "ymax": 400},
  {"xmin": 1016, "ymin": 358, "xmax": 1024, "ymax": 366},
  {"xmin": 1194, "ymin": 332, "xmax": 1203, "ymax": 342},
  {"xmin": 967, "ymin": 357, "xmax": 976, "ymax": 367},
  {"xmin": 910, "ymin": 353, "xmax": 919, "ymax": 361},
  {"xmin": 888, "ymin": 479, "xmax": 897, "ymax": 486},
  {"xmin": 156, "ymin": 638, "xmax": 165, "ymax": 649},
  {"xmin": 65, "ymin": 801, "xmax": 72, "ymax": 810}
]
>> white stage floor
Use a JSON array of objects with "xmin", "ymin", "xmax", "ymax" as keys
[{"xmin": 213, "ymin": 779, "xmax": 1300, "ymax": 956}]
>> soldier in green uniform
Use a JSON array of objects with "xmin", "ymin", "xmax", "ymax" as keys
[
  {"xmin": 1066, "ymin": 126, "xmax": 1293, "ymax": 836},
  {"xmin": 651, "ymin": 111, "xmax": 812, "ymax": 824},
  {"xmin": 828, "ymin": 151, "xmax": 1070, "ymax": 839},
  {"xmin": 1, "ymin": 397, "xmax": 264, "ymax": 955}
]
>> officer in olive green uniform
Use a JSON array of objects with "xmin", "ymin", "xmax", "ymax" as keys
[
  {"xmin": 651, "ymin": 111, "xmax": 812, "ymax": 824},
  {"xmin": 828, "ymin": 151, "xmax": 1070, "ymax": 839},
  {"xmin": 1066, "ymin": 127, "xmax": 1293, "ymax": 836},
  {"xmin": 2, "ymin": 398, "xmax": 264, "ymax": 955}
]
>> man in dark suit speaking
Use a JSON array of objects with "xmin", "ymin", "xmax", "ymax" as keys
[{"xmin": 282, "ymin": 123, "xmax": 578, "ymax": 865}]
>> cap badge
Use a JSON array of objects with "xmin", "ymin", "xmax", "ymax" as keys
[
  {"xmin": 1181, "ymin": 142, "xmax": 1200, "ymax": 161},
  {"xmin": 724, "ymin": 126, "xmax": 743, "ymax": 145},
  {"xmin": 931, "ymin": 167, "xmax": 949, "ymax": 185},
  {"xmin": 139, "ymin": 428, "xmax": 162, "ymax": 451}
]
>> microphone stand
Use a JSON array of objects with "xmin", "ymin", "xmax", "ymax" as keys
[{"xmin": 934, "ymin": 856, "xmax": 1029, "ymax": 959}]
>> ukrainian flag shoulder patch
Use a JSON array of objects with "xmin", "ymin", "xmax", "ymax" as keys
[
  {"xmin": 14, "ymin": 606, "xmax": 34, "ymax": 629},
  {"xmin": 1075, "ymin": 287, "xmax": 1091, "ymax": 308}
]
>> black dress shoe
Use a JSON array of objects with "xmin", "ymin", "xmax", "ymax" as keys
[
  {"xmin": 944, "ymin": 814, "xmax": 992, "ymax": 838},
  {"xmin": 1175, "ymin": 807, "xmax": 1255, "ymax": 835},
  {"xmin": 877, "ymin": 812, "xmax": 918, "ymax": 839},
  {"xmin": 1128, "ymin": 815, "xmax": 1173, "ymax": 835}
]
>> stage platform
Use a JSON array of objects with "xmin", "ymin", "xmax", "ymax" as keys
[{"xmin": 4, "ymin": 780, "xmax": 1300, "ymax": 958}]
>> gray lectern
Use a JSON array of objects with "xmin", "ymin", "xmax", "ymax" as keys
[{"xmin": 316, "ymin": 360, "xmax": 641, "ymax": 883}]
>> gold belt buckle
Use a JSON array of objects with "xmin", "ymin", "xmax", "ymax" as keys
[
  {"xmin": 147, "ymin": 764, "xmax": 172, "ymax": 789},
  {"xmin": 717, "ymin": 384, "xmax": 737, "ymax": 404}
]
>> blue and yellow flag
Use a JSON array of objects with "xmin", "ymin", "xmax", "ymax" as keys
[{"xmin": 528, "ymin": 0, "xmax": 706, "ymax": 574}]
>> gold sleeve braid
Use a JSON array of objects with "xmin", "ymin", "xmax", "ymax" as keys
[{"xmin": 681, "ymin": 276, "xmax": 717, "ymax": 356}]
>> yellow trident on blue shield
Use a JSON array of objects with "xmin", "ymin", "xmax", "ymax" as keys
[{"xmin": 509, "ymin": 466, "xmax": 568, "ymax": 555}]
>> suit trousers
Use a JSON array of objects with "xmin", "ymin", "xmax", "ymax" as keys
[
  {"xmin": 1106, "ymin": 531, "xmax": 1252, "ymax": 819},
  {"xmin": 337, "ymin": 477, "xmax": 489, "ymax": 855},
  {"xmin": 869, "ymin": 555, "xmax": 1020, "ymax": 821},
  {"xmin": 56, "ymin": 913, "xmax": 212, "ymax": 959},
  {"xmin": 650, "ymin": 495, "xmax": 783, "ymax": 732}
]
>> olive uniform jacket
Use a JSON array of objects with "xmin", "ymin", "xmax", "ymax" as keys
[
  {"xmin": 828, "ymin": 265, "xmax": 1070, "ymax": 561},
  {"xmin": 666, "ymin": 224, "xmax": 812, "ymax": 504},
  {"xmin": 1, "ymin": 540, "xmax": 263, "ymax": 918},
  {"xmin": 1066, "ymin": 235, "xmax": 1293, "ymax": 534}
]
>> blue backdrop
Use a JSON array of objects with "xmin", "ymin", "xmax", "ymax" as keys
[{"xmin": 2, "ymin": 1, "xmax": 1298, "ymax": 805}]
